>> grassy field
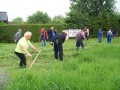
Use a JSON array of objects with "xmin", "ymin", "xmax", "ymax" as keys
[{"xmin": 0, "ymin": 37, "xmax": 120, "ymax": 90}]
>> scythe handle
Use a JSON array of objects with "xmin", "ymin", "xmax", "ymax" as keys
[{"xmin": 30, "ymin": 51, "xmax": 41, "ymax": 68}]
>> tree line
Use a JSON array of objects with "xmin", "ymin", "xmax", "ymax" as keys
[
  {"xmin": 11, "ymin": 11, "xmax": 66, "ymax": 25},
  {"xmin": 65, "ymin": 0, "xmax": 120, "ymax": 36},
  {"xmin": 3, "ymin": 0, "xmax": 120, "ymax": 36}
]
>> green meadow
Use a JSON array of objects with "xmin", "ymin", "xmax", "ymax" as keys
[{"xmin": 0, "ymin": 38, "xmax": 120, "ymax": 90}]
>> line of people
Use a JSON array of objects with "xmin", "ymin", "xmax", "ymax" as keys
[
  {"xmin": 98, "ymin": 28, "xmax": 116, "ymax": 43},
  {"xmin": 39, "ymin": 27, "xmax": 67, "ymax": 61},
  {"xmin": 13, "ymin": 27, "xmax": 90, "ymax": 68},
  {"xmin": 40, "ymin": 27, "xmax": 57, "ymax": 47},
  {"xmin": 13, "ymin": 27, "xmax": 116, "ymax": 69},
  {"xmin": 13, "ymin": 27, "xmax": 67, "ymax": 68}
]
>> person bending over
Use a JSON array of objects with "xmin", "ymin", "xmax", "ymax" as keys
[{"xmin": 15, "ymin": 31, "xmax": 40, "ymax": 68}]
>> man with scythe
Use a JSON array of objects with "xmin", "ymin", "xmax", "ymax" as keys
[
  {"xmin": 76, "ymin": 29, "xmax": 87, "ymax": 50},
  {"xmin": 52, "ymin": 31, "xmax": 67, "ymax": 60}
]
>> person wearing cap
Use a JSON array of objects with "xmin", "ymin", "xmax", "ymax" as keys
[
  {"xmin": 15, "ymin": 31, "xmax": 40, "ymax": 68},
  {"xmin": 76, "ymin": 29, "xmax": 87, "ymax": 50},
  {"xmin": 52, "ymin": 31, "xmax": 67, "ymax": 60},
  {"xmin": 14, "ymin": 29, "xmax": 22, "ymax": 43},
  {"xmin": 47, "ymin": 27, "xmax": 56, "ymax": 43}
]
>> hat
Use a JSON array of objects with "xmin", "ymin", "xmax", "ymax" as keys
[
  {"xmin": 62, "ymin": 31, "xmax": 67, "ymax": 35},
  {"xmin": 51, "ymin": 27, "xmax": 54, "ymax": 30},
  {"xmin": 18, "ymin": 29, "xmax": 21, "ymax": 32}
]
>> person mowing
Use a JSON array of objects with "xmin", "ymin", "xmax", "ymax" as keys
[
  {"xmin": 15, "ymin": 31, "xmax": 40, "ymax": 68},
  {"xmin": 52, "ymin": 31, "xmax": 67, "ymax": 60},
  {"xmin": 76, "ymin": 29, "xmax": 87, "ymax": 50}
]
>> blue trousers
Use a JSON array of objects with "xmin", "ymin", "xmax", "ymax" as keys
[
  {"xmin": 107, "ymin": 36, "xmax": 112, "ymax": 43},
  {"xmin": 98, "ymin": 36, "xmax": 102, "ymax": 43},
  {"xmin": 41, "ymin": 40, "xmax": 46, "ymax": 46},
  {"xmin": 76, "ymin": 39, "xmax": 84, "ymax": 49}
]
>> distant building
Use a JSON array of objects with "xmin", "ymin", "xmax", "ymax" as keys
[{"xmin": 0, "ymin": 12, "xmax": 8, "ymax": 23}]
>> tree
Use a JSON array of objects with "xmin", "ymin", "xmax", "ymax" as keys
[
  {"xmin": 66, "ymin": 0, "xmax": 117, "ymax": 31},
  {"xmin": 51, "ymin": 15, "xmax": 66, "ymax": 24},
  {"xmin": 12, "ymin": 17, "xmax": 24, "ymax": 24},
  {"xmin": 27, "ymin": 11, "xmax": 51, "ymax": 24}
]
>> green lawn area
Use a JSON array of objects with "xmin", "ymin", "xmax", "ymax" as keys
[{"xmin": 0, "ymin": 37, "xmax": 120, "ymax": 90}]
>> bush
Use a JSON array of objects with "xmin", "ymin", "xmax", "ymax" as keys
[{"xmin": 0, "ymin": 24, "xmax": 67, "ymax": 42}]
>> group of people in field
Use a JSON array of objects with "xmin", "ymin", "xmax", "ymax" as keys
[
  {"xmin": 13, "ymin": 27, "xmax": 116, "ymax": 68},
  {"xmin": 98, "ymin": 28, "xmax": 117, "ymax": 43},
  {"xmin": 39, "ymin": 27, "xmax": 66, "ymax": 60},
  {"xmin": 13, "ymin": 27, "xmax": 67, "ymax": 68}
]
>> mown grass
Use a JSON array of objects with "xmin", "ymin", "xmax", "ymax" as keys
[{"xmin": 0, "ymin": 37, "xmax": 120, "ymax": 90}]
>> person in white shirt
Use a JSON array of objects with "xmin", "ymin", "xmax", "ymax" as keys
[{"xmin": 107, "ymin": 29, "xmax": 113, "ymax": 43}]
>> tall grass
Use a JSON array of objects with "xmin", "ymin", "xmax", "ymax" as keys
[{"xmin": 0, "ymin": 38, "xmax": 120, "ymax": 90}]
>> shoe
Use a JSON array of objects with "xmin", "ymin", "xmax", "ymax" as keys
[
  {"xmin": 59, "ymin": 58, "xmax": 63, "ymax": 61},
  {"xmin": 50, "ymin": 42, "xmax": 53, "ymax": 46}
]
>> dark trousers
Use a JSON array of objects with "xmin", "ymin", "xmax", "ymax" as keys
[
  {"xmin": 15, "ymin": 52, "xmax": 26, "ymax": 68},
  {"xmin": 54, "ymin": 42, "xmax": 63, "ymax": 60},
  {"xmin": 76, "ymin": 39, "xmax": 84, "ymax": 49}
]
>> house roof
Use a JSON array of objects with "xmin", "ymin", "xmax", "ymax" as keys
[{"xmin": 0, "ymin": 12, "xmax": 8, "ymax": 22}]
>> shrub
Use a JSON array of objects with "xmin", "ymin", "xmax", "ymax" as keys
[{"xmin": 0, "ymin": 24, "xmax": 67, "ymax": 42}]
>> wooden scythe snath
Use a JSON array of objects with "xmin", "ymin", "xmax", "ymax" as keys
[{"xmin": 30, "ymin": 51, "xmax": 41, "ymax": 68}]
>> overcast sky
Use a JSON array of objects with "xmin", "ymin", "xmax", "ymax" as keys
[{"xmin": 0, "ymin": 0, "xmax": 120, "ymax": 22}]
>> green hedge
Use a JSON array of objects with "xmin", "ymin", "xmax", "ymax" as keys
[
  {"xmin": 1, "ymin": 24, "xmax": 119, "ymax": 43},
  {"xmin": 0, "ymin": 24, "xmax": 68, "ymax": 42}
]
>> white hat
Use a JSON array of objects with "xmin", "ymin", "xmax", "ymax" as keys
[
  {"xmin": 62, "ymin": 31, "xmax": 67, "ymax": 35},
  {"xmin": 18, "ymin": 29, "xmax": 21, "ymax": 32}
]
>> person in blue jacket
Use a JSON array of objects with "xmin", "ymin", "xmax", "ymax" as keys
[
  {"xmin": 47, "ymin": 27, "xmax": 56, "ymax": 44},
  {"xmin": 98, "ymin": 28, "xmax": 103, "ymax": 43}
]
